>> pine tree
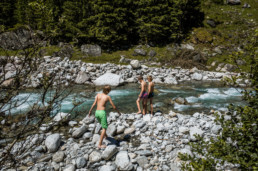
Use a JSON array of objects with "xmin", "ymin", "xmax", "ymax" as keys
[
  {"xmin": 179, "ymin": 0, "xmax": 204, "ymax": 35},
  {"xmin": 58, "ymin": 0, "xmax": 85, "ymax": 41},
  {"xmin": 0, "ymin": 0, "xmax": 17, "ymax": 27},
  {"xmin": 79, "ymin": 0, "xmax": 131, "ymax": 47},
  {"xmin": 134, "ymin": 0, "xmax": 182, "ymax": 45}
]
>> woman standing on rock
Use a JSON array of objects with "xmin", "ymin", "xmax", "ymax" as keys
[{"xmin": 88, "ymin": 85, "xmax": 121, "ymax": 148}]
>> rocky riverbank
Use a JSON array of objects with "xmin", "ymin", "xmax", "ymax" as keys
[
  {"xmin": 1, "ymin": 110, "xmax": 239, "ymax": 171},
  {"xmin": 1, "ymin": 56, "xmax": 250, "ymax": 88}
]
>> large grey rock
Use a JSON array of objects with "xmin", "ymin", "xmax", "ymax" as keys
[
  {"xmin": 164, "ymin": 77, "xmax": 178, "ymax": 84},
  {"xmin": 72, "ymin": 125, "xmax": 87, "ymax": 138},
  {"xmin": 190, "ymin": 127, "xmax": 204, "ymax": 141},
  {"xmin": 134, "ymin": 49, "xmax": 147, "ymax": 56},
  {"xmin": 102, "ymin": 145, "xmax": 118, "ymax": 160},
  {"xmin": 63, "ymin": 164, "xmax": 75, "ymax": 171},
  {"xmin": 53, "ymin": 112, "xmax": 70, "ymax": 122},
  {"xmin": 94, "ymin": 73, "xmax": 124, "ymax": 87},
  {"xmin": 191, "ymin": 73, "xmax": 203, "ymax": 81},
  {"xmin": 81, "ymin": 44, "xmax": 101, "ymax": 56},
  {"xmin": 115, "ymin": 151, "xmax": 133, "ymax": 170},
  {"xmin": 227, "ymin": 0, "xmax": 241, "ymax": 5},
  {"xmin": 0, "ymin": 28, "xmax": 39, "ymax": 50},
  {"xmin": 75, "ymin": 71, "xmax": 90, "ymax": 84},
  {"xmin": 45, "ymin": 134, "xmax": 61, "ymax": 153},
  {"xmin": 107, "ymin": 124, "xmax": 117, "ymax": 137},
  {"xmin": 52, "ymin": 151, "xmax": 65, "ymax": 163},
  {"xmin": 136, "ymin": 156, "xmax": 148, "ymax": 167},
  {"xmin": 89, "ymin": 151, "xmax": 101, "ymax": 162},
  {"xmin": 76, "ymin": 157, "xmax": 87, "ymax": 169},
  {"xmin": 130, "ymin": 60, "xmax": 141, "ymax": 69}
]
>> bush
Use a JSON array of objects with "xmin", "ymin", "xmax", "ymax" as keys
[{"xmin": 179, "ymin": 30, "xmax": 258, "ymax": 170}]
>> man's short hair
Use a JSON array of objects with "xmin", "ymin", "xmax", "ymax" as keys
[
  {"xmin": 138, "ymin": 76, "xmax": 143, "ymax": 80},
  {"xmin": 148, "ymin": 75, "xmax": 153, "ymax": 81},
  {"xmin": 103, "ymin": 85, "xmax": 111, "ymax": 94}
]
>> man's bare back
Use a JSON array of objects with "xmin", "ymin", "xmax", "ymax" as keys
[{"xmin": 96, "ymin": 93, "xmax": 110, "ymax": 110}]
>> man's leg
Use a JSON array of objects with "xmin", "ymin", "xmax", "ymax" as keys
[
  {"xmin": 136, "ymin": 98, "xmax": 141, "ymax": 114},
  {"xmin": 142, "ymin": 99, "xmax": 146, "ymax": 115},
  {"xmin": 144, "ymin": 99, "xmax": 148, "ymax": 115},
  {"xmin": 98, "ymin": 128, "xmax": 107, "ymax": 148},
  {"xmin": 150, "ymin": 98, "xmax": 153, "ymax": 115}
]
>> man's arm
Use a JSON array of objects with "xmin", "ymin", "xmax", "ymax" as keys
[
  {"xmin": 88, "ymin": 95, "xmax": 97, "ymax": 116},
  {"xmin": 108, "ymin": 96, "xmax": 121, "ymax": 115}
]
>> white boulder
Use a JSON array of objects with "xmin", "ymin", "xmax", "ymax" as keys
[
  {"xmin": 45, "ymin": 134, "xmax": 61, "ymax": 153},
  {"xmin": 94, "ymin": 73, "xmax": 124, "ymax": 87}
]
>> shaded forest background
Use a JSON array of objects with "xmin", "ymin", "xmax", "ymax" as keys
[{"xmin": 0, "ymin": 0, "xmax": 203, "ymax": 48}]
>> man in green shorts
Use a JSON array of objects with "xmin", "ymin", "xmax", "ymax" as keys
[{"xmin": 88, "ymin": 85, "xmax": 121, "ymax": 148}]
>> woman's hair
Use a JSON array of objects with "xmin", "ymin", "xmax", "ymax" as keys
[
  {"xmin": 148, "ymin": 75, "xmax": 153, "ymax": 81},
  {"xmin": 103, "ymin": 85, "xmax": 111, "ymax": 94},
  {"xmin": 138, "ymin": 75, "xmax": 143, "ymax": 80}
]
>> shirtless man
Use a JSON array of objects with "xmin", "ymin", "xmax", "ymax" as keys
[
  {"xmin": 147, "ymin": 76, "xmax": 155, "ymax": 115},
  {"xmin": 88, "ymin": 85, "xmax": 121, "ymax": 149},
  {"xmin": 136, "ymin": 76, "xmax": 148, "ymax": 115}
]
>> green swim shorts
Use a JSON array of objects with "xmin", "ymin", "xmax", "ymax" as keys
[{"xmin": 95, "ymin": 110, "xmax": 108, "ymax": 129}]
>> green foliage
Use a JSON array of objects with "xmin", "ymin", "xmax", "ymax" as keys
[
  {"xmin": 180, "ymin": 31, "xmax": 258, "ymax": 170},
  {"xmin": 0, "ymin": 0, "xmax": 203, "ymax": 48},
  {"xmin": 134, "ymin": 0, "xmax": 181, "ymax": 44},
  {"xmin": 79, "ymin": 0, "xmax": 132, "ymax": 47}
]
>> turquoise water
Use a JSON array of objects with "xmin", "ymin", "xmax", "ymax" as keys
[{"xmin": 4, "ymin": 82, "xmax": 245, "ymax": 118}]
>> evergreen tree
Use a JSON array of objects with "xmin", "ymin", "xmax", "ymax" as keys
[
  {"xmin": 58, "ymin": 0, "xmax": 86, "ymax": 41},
  {"xmin": 134, "ymin": 0, "xmax": 181, "ymax": 44},
  {"xmin": 79, "ymin": 0, "xmax": 131, "ymax": 47},
  {"xmin": 179, "ymin": 0, "xmax": 204, "ymax": 35},
  {"xmin": 0, "ymin": 0, "xmax": 17, "ymax": 27}
]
